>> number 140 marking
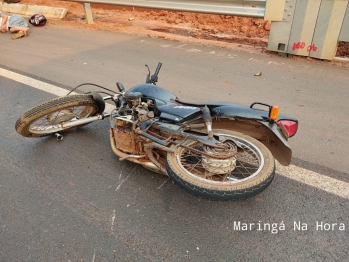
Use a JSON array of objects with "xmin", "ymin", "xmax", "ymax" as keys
[{"xmin": 292, "ymin": 42, "xmax": 318, "ymax": 52}]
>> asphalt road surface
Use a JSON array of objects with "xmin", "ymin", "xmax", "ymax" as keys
[{"xmin": 0, "ymin": 25, "xmax": 348, "ymax": 261}]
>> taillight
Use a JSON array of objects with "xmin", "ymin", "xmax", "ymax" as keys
[{"xmin": 277, "ymin": 120, "xmax": 298, "ymax": 138}]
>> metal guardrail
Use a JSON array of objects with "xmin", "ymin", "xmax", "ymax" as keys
[{"xmin": 62, "ymin": 0, "xmax": 266, "ymax": 24}]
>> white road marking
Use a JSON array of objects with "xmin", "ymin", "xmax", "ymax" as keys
[
  {"xmin": 115, "ymin": 175, "xmax": 130, "ymax": 191},
  {"xmin": 111, "ymin": 210, "xmax": 116, "ymax": 231},
  {"xmin": 187, "ymin": 48, "xmax": 201, "ymax": 52},
  {"xmin": 267, "ymin": 61, "xmax": 285, "ymax": 66},
  {"xmin": 92, "ymin": 248, "xmax": 96, "ymax": 262},
  {"xmin": 157, "ymin": 178, "xmax": 169, "ymax": 189},
  {"xmin": 0, "ymin": 67, "xmax": 76, "ymax": 97},
  {"xmin": 276, "ymin": 163, "xmax": 349, "ymax": 199},
  {"xmin": 0, "ymin": 67, "xmax": 114, "ymax": 113},
  {"xmin": 1, "ymin": 67, "xmax": 348, "ymax": 199}
]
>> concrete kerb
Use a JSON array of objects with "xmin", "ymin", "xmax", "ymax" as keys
[{"xmin": 0, "ymin": 2, "xmax": 67, "ymax": 19}]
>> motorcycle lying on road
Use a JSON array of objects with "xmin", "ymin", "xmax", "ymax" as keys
[{"xmin": 15, "ymin": 63, "xmax": 298, "ymax": 201}]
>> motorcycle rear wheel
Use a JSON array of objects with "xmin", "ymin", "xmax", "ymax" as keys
[
  {"xmin": 166, "ymin": 130, "xmax": 275, "ymax": 201},
  {"xmin": 15, "ymin": 94, "xmax": 100, "ymax": 137}
]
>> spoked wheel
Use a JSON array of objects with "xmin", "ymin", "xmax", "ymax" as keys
[
  {"xmin": 166, "ymin": 130, "xmax": 275, "ymax": 200},
  {"xmin": 15, "ymin": 94, "xmax": 100, "ymax": 137}
]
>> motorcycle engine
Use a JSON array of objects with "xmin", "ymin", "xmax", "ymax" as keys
[
  {"xmin": 125, "ymin": 92, "xmax": 154, "ymax": 122},
  {"xmin": 110, "ymin": 92, "xmax": 154, "ymax": 155},
  {"xmin": 125, "ymin": 92, "xmax": 142, "ymax": 107}
]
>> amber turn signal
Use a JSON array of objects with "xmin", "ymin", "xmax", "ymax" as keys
[{"xmin": 269, "ymin": 106, "xmax": 279, "ymax": 121}]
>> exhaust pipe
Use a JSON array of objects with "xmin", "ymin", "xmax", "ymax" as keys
[{"xmin": 55, "ymin": 133, "xmax": 63, "ymax": 141}]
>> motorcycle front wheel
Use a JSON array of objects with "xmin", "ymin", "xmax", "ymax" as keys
[
  {"xmin": 166, "ymin": 130, "xmax": 275, "ymax": 201},
  {"xmin": 15, "ymin": 94, "xmax": 100, "ymax": 137}
]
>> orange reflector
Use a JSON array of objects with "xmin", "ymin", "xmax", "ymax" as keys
[{"xmin": 269, "ymin": 106, "xmax": 279, "ymax": 121}]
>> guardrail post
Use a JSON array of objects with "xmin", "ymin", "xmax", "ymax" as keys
[
  {"xmin": 82, "ymin": 3, "xmax": 94, "ymax": 24},
  {"xmin": 339, "ymin": 7, "xmax": 349, "ymax": 42},
  {"xmin": 310, "ymin": 0, "xmax": 348, "ymax": 60}
]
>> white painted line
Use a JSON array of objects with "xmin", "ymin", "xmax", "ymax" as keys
[
  {"xmin": 276, "ymin": 162, "xmax": 349, "ymax": 199},
  {"xmin": 187, "ymin": 48, "xmax": 201, "ymax": 52},
  {"xmin": 0, "ymin": 67, "xmax": 114, "ymax": 113},
  {"xmin": 92, "ymin": 248, "xmax": 96, "ymax": 262},
  {"xmin": 115, "ymin": 175, "xmax": 130, "ymax": 191},
  {"xmin": 0, "ymin": 67, "xmax": 76, "ymax": 97},
  {"xmin": 157, "ymin": 178, "xmax": 169, "ymax": 189},
  {"xmin": 111, "ymin": 210, "xmax": 116, "ymax": 231},
  {"xmin": 1, "ymin": 67, "xmax": 347, "ymax": 199}
]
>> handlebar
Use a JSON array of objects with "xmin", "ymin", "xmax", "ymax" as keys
[
  {"xmin": 154, "ymin": 62, "xmax": 162, "ymax": 77},
  {"xmin": 116, "ymin": 82, "xmax": 125, "ymax": 92},
  {"xmin": 147, "ymin": 62, "xmax": 162, "ymax": 84}
]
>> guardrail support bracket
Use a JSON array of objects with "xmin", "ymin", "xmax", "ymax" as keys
[{"xmin": 82, "ymin": 3, "xmax": 94, "ymax": 24}]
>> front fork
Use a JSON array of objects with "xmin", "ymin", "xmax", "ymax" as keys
[
  {"xmin": 54, "ymin": 93, "xmax": 114, "ymax": 140},
  {"xmin": 61, "ymin": 114, "xmax": 104, "ymax": 128}
]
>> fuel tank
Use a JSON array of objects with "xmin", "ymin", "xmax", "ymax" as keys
[
  {"xmin": 126, "ymin": 84, "xmax": 201, "ymax": 123},
  {"xmin": 126, "ymin": 84, "xmax": 176, "ymax": 106}
]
